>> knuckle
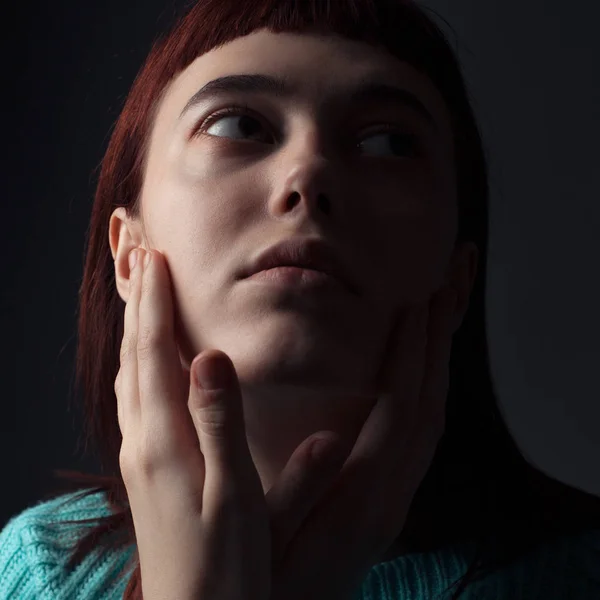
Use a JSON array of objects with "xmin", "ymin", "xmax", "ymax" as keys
[
  {"xmin": 136, "ymin": 326, "xmax": 167, "ymax": 358},
  {"xmin": 119, "ymin": 450, "xmax": 158, "ymax": 488},
  {"xmin": 119, "ymin": 434, "xmax": 170, "ymax": 482},
  {"xmin": 118, "ymin": 446, "xmax": 137, "ymax": 482},
  {"xmin": 119, "ymin": 339, "xmax": 136, "ymax": 367},
  {"xmin": 192, "ymin": 404, "xmax": 230, "ymax": 438}
]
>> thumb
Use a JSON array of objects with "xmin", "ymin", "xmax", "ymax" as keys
[{"xmin": 187, "ymin": 350, "xmax": 254, "ymax": 504}]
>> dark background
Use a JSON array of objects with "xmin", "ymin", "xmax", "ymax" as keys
[{"xmin": 3, "ymin": 0, "xmax": 599, "ymax": 529}]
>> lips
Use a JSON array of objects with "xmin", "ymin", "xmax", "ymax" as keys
[
  {"xmin": 240, "ymin": 237, "xmax": 359, "ymax": 295},
  {"xmin": 247, "ymin": 265, "xmax": 343, "ymax": 287}
]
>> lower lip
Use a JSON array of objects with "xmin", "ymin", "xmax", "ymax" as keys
[{"xmin": 245, "ymin": 267, "xmax": 347, "ymax": 291}]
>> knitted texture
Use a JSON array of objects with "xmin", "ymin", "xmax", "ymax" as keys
[
  {"xmin": 0, "ymin": 491, "xmax": 135, "ymax": 600},
  {"xmin": 1, "ymin": 490, "xmax": 599, "ymax": 599}
]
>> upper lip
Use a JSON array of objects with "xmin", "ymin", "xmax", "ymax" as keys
[{"xmin": 240, "ymin": 237, "xmax": 359, "ymax": 295}]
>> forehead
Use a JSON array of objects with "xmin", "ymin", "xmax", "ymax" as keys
[{"xmin": 157, "ymin": 28, "xmax": 453, "ymax": 141}]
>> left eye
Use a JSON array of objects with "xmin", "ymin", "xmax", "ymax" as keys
[
  {"xmin": 357, "ymin": 127, "xmax": 419, "ymax": 158},
  {"xmin": 196, "ymin": 107, "xmax": 419, "ymax": 158}
]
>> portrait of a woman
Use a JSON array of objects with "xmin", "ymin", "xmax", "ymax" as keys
[{"xmin": 1, "ymin": 1, "xmax": 599, "ymax": 599}]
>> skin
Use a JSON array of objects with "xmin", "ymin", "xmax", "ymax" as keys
[{"xmin": 108, "ymin": 28, "xmax": 479, "ymax": 542}]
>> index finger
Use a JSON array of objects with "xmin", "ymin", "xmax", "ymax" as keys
[
  {"xmin": 136, "ymin": 250, "xmax": 188, "ymax": 430},
  {"xmin": 117, "ymin": 248, "xmax": 144, "ymax": 435},
  {"xmin": 340, "ymin": 300, "xmax": 429, "ymax": 482}
]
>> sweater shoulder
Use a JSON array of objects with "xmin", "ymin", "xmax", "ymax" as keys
[
  {"xmin": 463, "ymin": 527, "xmax": 600, "ymax": 600},
  {"xmin": 560, "ymin": 527, "xmax": 600, "ymax": 594},
  {"xmin": 358, "ymin": 528, "xmax": 600, "ymax": 600},
  {"xmin": 0, "ymin": 489, "xmax": 135, "ymax": 600}
]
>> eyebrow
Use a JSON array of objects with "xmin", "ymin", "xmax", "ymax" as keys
[{"xmin": 178, "ymin": 72, "xmax": 438, "ymax": 131}]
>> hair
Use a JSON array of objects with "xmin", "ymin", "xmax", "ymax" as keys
[{"xmin": 40, "ymin": 0, "xmax": 600, "ymax": 598}]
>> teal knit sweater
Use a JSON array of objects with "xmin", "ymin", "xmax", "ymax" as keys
[{"xmin": 1, "ymin": 489, "xmax": 599, "ymax": 599}]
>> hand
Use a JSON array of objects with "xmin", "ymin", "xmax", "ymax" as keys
[
  {"xmin": 116, "ymin": 247, "xmax": 272, "ymax": 600},
  {"xmin": 115, "ymin": 248, "xmax": 350, "ymax": 600},
  {"xmin": 267, "ymin": 287, "xmax": 459, "ymax": 600}
]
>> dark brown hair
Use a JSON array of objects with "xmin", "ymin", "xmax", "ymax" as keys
[{"xmin": 42, "ymin": 0, "xmax": 600, "ymax": 598}]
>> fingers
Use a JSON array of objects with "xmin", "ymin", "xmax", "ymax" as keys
[
  {"xmin": 416, "ymin": 288, "xmax": 457, "ymax": 439},
  {"xmin": 266, "ymin": 433, "xmax": 347, "ymax": 574},
  {"xmin": 116, "ymin": 248, "xmax": 143, "ymax": 437},
  {"xmin": 344, "ymin": 287, "xmax": 458, "ymax": 528},
  {"xmin": 136, "ymin": 251, "xmax": 189, "ymax": 452},
  {"xmin": 187, "ymin": 350, "xmax": 262, "ymax": 515},
  {"xmin": 397, "ymin": 288, "xmax": 457, "ymax": 494},
  {"xmin": 118, "ymin": 247, "xmax": 207, "ymax": 482},
  {"xmin": 117, "ymin": 248, "xmax": 189, "ymax": 481},
  {"xmin": 314, "ymin": 287, "xmax": 457, "ymax": 521},
  {"xmin": 340, "ymin": 301, "xmax": 430, "ymax": 480}
]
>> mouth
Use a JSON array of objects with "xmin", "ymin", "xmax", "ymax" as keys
[
  {"xmin": 239, "ymin": 237, "xmax": 361, "ymax": 296},
  {"xmin": 244, "ymin": 265, "xmax": 348, "ymax": 291}
]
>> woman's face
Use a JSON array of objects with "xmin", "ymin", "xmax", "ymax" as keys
[{"xmin": 110, "ymin": 28, "xmax": 477, "ymax": 487}]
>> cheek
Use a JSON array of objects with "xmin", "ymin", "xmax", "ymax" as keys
[{"xmin": 375, "ymin": 213, "xmax": 453, "ymax": 302}]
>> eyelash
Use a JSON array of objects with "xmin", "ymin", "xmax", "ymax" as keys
[{"xmin": 193, "ymin": 103, "xmax": 420, "ymax": 157}]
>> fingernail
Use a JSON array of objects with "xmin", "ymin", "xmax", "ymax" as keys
[
  {"xmin": 129, "ymin": 249, "xmax": 138, "ymax": 271},
  {"xmin": 310, "ymin": 437, "xmax": 336, "ymax": 462},
  {"xmin": 195, "ymin": 356, "xmax": 231, "ymax": 391},
  {"xmin": 144, "ymin": 251, "xmax": 152, "ymax": 269}
]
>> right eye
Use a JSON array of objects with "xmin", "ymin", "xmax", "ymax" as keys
[{"xmin": 194, "ymin": 105, "xmax": 273, "ymax": 143}]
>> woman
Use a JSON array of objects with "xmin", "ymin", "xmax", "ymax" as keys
[{"xmin": 1, "ymin": 1, "xmax": 599, "ymax": 599}]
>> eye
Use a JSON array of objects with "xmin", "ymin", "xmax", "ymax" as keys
[
  {"xmin": 195, "ymin": 105, "xmax": 272, "ymax": 143},
  {"xmin": 356, "ymin": 125, "xmax": 419, "ymax": 159},
  {"xmin": 194, "ymin": 106, "xmax": 420, "ymax": 158}
]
